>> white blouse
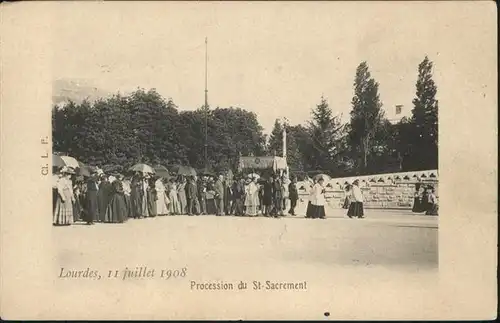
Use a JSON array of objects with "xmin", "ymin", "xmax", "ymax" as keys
[
  {"xmin": 352, "ymin": 185, "xmax": 364, "ymax": 203},
  {"xmin": 310, "ymin": 183, "xmax": 326, "ymax": 206}
]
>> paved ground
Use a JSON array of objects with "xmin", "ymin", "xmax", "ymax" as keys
[{"xmin": 52, "ymin": 208, "xmax": 438, "ymax": 319}]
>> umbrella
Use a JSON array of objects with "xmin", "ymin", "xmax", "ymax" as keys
[
  {"xmin": 154, "ymin": 165, "xmax": 170, "ymax": 178},
  {"xmin": 313, "ymin": 173, "xmax": 331, "ymax": 182},
  {"xmin": 129, "ymin": 163, "xmax": 155, "ymax": 174},
  {"xmin": 52, "ymin": 154, "xmax": 79, "ymax": 168},
  {"xmin": 170, "ymin": 165, "xmax": 197, "ymax": 176},
  {"xmin": 247, "ymin": 173, "xmax": 260, "ymax": 180},
  {"xmin": 76, "ymin": 161, "xmax": 91, "ymax": 177}
]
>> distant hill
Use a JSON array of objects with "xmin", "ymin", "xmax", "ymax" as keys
[{"xmin": 52, "ymin": 79, "xmax": 111, "ymax": 106}]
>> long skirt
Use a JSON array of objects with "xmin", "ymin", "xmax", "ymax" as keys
[
  {"xmin": 342, "ymin": 197, "xmax": 350, "ymax": 209},
  {"xmin": 83, "ymin": 190, "xmax": 99, "ymax": 223},
  {"xmin": 169, "ymin": 192, "xmax": 180, "ymax": 215},
  {"xmin": 233, "ymin": 198, "xmax": 244, "ymax": 216},
  {"xmin": 140, "ymin": 193, "xmax": 149, "ymax": 217},
  {"xmin": 206, "ymin": 198, "xmax": 217, "ymax": 215},
  {"xmin": 105, "ymin": 193, "xmax": 127, "ymax": 223},
  {"xmin": 53, "ymin": 190, "xmax": 74, "ymax": 225},
  {"xmin": 52, "ymin": 188, "xmax": 58, "ymax": 213},
  {"xmin": 412, "ymin": 198, "xmax": 424, "ymax": 213},
  {"xmin": 156, "ymin": 192, "xmax": 169, "ymax": 215},
  {"xmin": 147, "ymin": 195, "xmax": 157, "ymax": 217},
  {"xmin": 73, "ymin": 197, "xmax": 82, "ymax": 222},
  {"xmin": 124, "ymin": 194, "xmax": 132, "ymax": 219},
  {"xmin": 245, "ymin": 194, "xmax": 259, "ymax": 216},
  {"xmin": 97, "ymin": 192, "xmax": 109, "ymax": 222},
  {"xmin": 245, "ymin": 201, "xmax": 258, "ymax": 216},
  {"xmin": 347, "ymin": 202, "xmax": 364, "ymax": 218},
  {"xmin": 308, "ymin": 204, "xmax": 326, "ymax": 219},
  {"xmin": 305, "ymin": 201, "xmax": 313, "ymax": 218},
  {"xmin": 178, "ymin": 192, "xmax": 187, "ymax": 214}
]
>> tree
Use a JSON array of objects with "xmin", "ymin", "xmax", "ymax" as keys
[
  {"xmin": 268, "ymin": 119, "xmax": 305, "ymax": 172},
  {"xmin": 307, "ymin": 96, "xmax": 345, "ymax": 172},
  {"xmin": 409, "ymin": 56, "xmax": 438, "ymax": 170},
  {"xmin": 268, "ymin": 119, "xmax": 283, "ymax": 156},
  {"xmin": 349, "ymin": 61, "xmax": 385, "ymax": 173}
]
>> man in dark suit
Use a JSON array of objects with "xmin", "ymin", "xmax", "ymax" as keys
[
  {"xmin": 272, "ymin": 174, "xmax": 283, "ymax": 217},
  {"xmin": 214, "ymin": 175, "xmax": 225, "ymax": 216},
  {"xmin": 288, "ymin": 177, "xmax": 298, "ymax": 216}
]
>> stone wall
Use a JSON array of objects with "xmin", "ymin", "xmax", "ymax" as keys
[{"xmin": 295, "ymin": 170, "xmax": 438, "ymax": 209}]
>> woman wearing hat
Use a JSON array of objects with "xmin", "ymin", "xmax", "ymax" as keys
[
  {"xmin": 104, "ymin": 175, "xmax": 128, "ymax": 223},
  {"xmin": 53, "ymin": 167, "xmax": 76, "ymax": 226},
  {"xmin": 347, "ymin": 179, "xmax": 364, "ymax": 218},
  {"xmin": 97, "ymin": 174, "xmax": 113, "ymax": 222},
  {"xmin": 83, "ymin": 172, "xmax": 100, "ymax": 225}
]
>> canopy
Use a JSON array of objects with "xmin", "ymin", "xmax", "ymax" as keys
[{"xmin": 238, "ymin": 156, "xmax": 287, "ymax": 172}]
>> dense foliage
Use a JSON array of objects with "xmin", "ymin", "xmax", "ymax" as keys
[{"xmin": 53, "ymin": 57, "xmax": 438, "ymax": 176}]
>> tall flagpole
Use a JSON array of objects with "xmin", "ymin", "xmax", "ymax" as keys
[{"xmin": 204, "ymin": 37, "xmax": 208, "ymax": 169}]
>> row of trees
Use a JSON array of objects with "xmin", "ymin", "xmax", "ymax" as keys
[
  {"xmin": 268, "ymin": 56, "xmax": 438, "ymax": 176},
  {"xmin": 53, "ymin": 56, "xmax": 438, "ymax": 176}
]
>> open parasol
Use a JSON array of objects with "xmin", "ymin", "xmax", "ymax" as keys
[
  {"xmin": 76, "ymin": 161, "xmax": 91, "ymax": 177},
  {"xmin": 153, "ymin": 165, "xmax": 170, "ymax": 178},
  {"xmin": 129, "ymin": 163, "xmax": 155, "ymax": 174},
  {"xmin": 52, "ymin": 154, "xmax": 79, "ymax": 169},
  {"xmin": 170, "ymin": 165, "xmax": 197, "ymax": 177}
]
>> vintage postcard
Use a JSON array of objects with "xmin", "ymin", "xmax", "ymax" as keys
[{"xmin": 0, "ymin": 1, "xmax": 497, "ymax": 320}]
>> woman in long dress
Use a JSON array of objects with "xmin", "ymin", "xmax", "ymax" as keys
[
  {"xmin": 347, "ymin": 179, "xmax": 364, "ymax": 218},
  {"xmin": 177, "ymin": 177, "xmax": 187, "ymax": 215},
  {"xmin": 155, "ymin": 177, "xmax": 170, "ymax": 216},
  {"xmin": 104, "ymin": 179, "xmax": 128, "ymax": 223},
  {"xmin": 245, "ymin": 178, "xmax": 259, "ymax": 216},
  {"xmin": 84, "ymin": 173, "xmax": 99, "ymax": 225},
  {"xmin": 167, "ymin": 178, "xmax": 180, "ymax": 215},
  {"xmin": 130, "ymin": 175, "xmax": 140, "ymax": 218},
  {"xmin": 412, "ymin": 185, "xmax": 425, "ymax": 213},
  {"xmin": 53, "ymin": 170, "xmax": 75, "ymax": 226},
  {"xmin": 309, "ymin": 178, "xmax": 326, "ymax": 219},
  {"xmin": 72, "ymin": 176, "xmax": 83, "ymax": 222},
  {"xmin": 97, "ymin": 175, "xmax": 113, "ymax": 222},
  {"xmin": 121, "ymin": 175, "xmax": 132, "ymax": 219},
  {"xmin": 147, "ymin": 177, "xmax": 158, "ymax": 217}
]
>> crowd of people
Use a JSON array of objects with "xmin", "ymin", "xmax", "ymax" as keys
[
  {"xmin": 411, "ymin": 183, "xmax": 439, "ymax": 215},
  {"xmin": 52, "ymin": 164, "xmax": 438, "ymax": 226},
  {"xmin": 52, "ymin": 166, "xmax": 309, "ymax": 226}
]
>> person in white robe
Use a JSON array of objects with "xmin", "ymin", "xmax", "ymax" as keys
[
  {"xmin": 155, "ymin": 178, "xmax": 170, "ymax": 215},
  {"xmin": 244, "ymin": 177, "xmax": 259, "ymax": 216}
]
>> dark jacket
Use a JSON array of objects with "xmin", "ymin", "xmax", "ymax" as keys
[{"xmin": 288, "ymin": 182, "xmax": 298, "ymax": 200}]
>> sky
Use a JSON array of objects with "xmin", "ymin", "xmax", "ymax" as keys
[{"xmin": 51, "ymin": 1, "xmax": 495, "ymax": 134}]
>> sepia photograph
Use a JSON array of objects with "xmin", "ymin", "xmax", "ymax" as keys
[{"xmin": 1, "ymin": 1, "xmax": 496, "ymax": 320}]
